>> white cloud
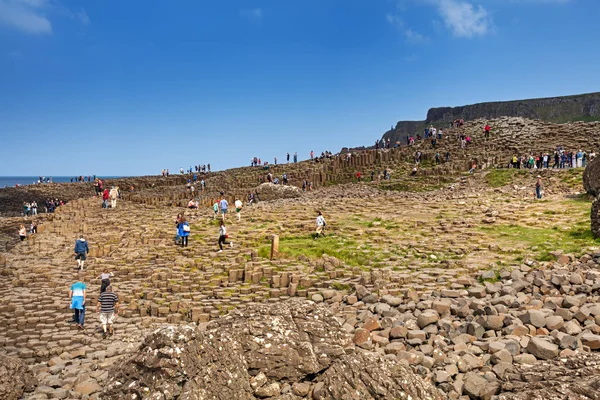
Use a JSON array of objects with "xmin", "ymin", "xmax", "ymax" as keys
[
  {"xmin": 435, "ymin": 0, "xmax": 491, "ymax": 38},
  {"xmin": 386, "ymin": 13, "xmax": 404, "ymax": 29},
  {"xmin": 0, "ymin": 0, "xmax": 52, "ymax": 34},
  {"xmin": 74, "ymin": 9, "xmax": 89, "ymax": 25},
  {"xmin": 241, "ymin": 7, "xmax": 262, "ymax": 19},
  {"xmin": 404, "ymin": 28, "xmax": 427, "ymax": 43}
]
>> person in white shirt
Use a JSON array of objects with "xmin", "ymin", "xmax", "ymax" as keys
[
  {"xmin": 234, "ymin": 199, "xmax": 243, "ymax": 221},
  {"xmin": 315, "ymin": 211, "xmax": 326, "ymax": 239}
]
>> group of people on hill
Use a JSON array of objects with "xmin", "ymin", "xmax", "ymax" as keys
[
  {"xmin": 21, "ymin": 199, "xmax": 64, "ymax": 218},
  {"xmin": 70, "ymin": 175, "xmax": 96, "ymax": 183},
  {"xmin": 509, "ymin": 149, "xmax": 596, "ymax": 170}
]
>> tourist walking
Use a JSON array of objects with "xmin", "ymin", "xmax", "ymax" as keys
[
  {"xmin": 69, "ymin": 278, "xmax": 86, "ymax": 330},
  {"xmin": 235, "ymin": 199, "xmax": 243, "ymax": 221},
  {"xmin": 178, "ymin": 217, "xmax": 190, "ymax": 247},
  {"xmin": 97, "ymin": 269, "xmax": 114, "ymax": 293},
  {"xmin": 109, "ymin": 187, "xmax": 119, "ymax": 208},
  {"xmin": 219, "ymin": 195, "xmax": 229, "ymax": 220},
  {"xmin": 217, "ymin": 220, "xmax": 233, "ymax": 252},
  {"xmin": 96, "ymin": 285, "xmax": 119, "ymax": 339},
  {"xmin": 212, "ymin": 201, "xmax": 219, "ymax": 219},
  {"xmin": 535, "ymin": 175, "xmax": 543, "ymax": 199},
  {"xmin": 74, "ymin": 234, "xmax": 89, "ymax": 270},
  {"xmin": 102, "ymin": 188, "xmax": 109, "ymax": 208},
  {"xmin": 314, "ymin": 211, "xmax": 326, "ymax": 239}
]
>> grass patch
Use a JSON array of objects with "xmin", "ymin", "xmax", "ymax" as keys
[
  {"xmin": 258, "ymin": 235, "xmax": 382, "ymax": 267},
  {"xmin": 485, "ymin": 169, "xmax": 518, "ymax": 188},
  {"xmin": 480, "ymin": 218, "xmax": 600, "ymax": 261}
]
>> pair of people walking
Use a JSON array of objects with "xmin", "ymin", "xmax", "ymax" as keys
[{"xmin": 69, "ymin": 270, "xmax": 119, "ymax": 338}]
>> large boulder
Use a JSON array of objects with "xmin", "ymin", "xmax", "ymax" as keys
[
  {"xmin": 583, "ymin": 157, "xmax": 600, "ymax": 195},
  {"xmin": 255, "ymin": 183, "xmax": 302, "ymax": 201},
  {"xmin": 102, "ymin": 299, "xmax": 442, "ymax": 400},
  {"xmin": 0, "ymin": 356, "xmax": 37, "ymax": 400},
  {"xmin": 498, "ymin": 353, "xmax": 600, "ymax": 399}
]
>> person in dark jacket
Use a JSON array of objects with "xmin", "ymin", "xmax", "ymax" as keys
[{"xmin": 74, "ymin": 235, "xmax": 89, "ymax": 270}]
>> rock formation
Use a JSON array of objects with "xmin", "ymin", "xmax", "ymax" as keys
[
  {"xmin": 383, "ymin": 91, "xmax": 600, "ymax": 142},
  {"xmin": 498, "ymin": 353, "xmax": 600, "ymax": 399},
  {"xmin": 102, "ymin": 300, "xmax": 441, "ymax": 399},
  {"xmin": 583, "ymin": 159, "xmax": 600, "ymax": 237},
  {"xmin": 0, "ymin": 356, "xmax": 37, "ymax": 400}
]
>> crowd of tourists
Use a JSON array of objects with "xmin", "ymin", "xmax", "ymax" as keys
[{"xmin": 509, "ymin": 149, "xmax": 596, "ymax": 169}]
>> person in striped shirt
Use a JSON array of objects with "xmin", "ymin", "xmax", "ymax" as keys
[{"xmin": 96, "ymin": 285, "xmax": 119, "ymax": 338}]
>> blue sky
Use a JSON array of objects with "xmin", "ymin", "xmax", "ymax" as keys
[{"xmin": 0, "ymin": 0, "xmax": 598, "ymax": 176}]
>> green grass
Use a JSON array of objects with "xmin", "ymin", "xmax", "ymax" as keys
[
  {"xmin": 485, "ymin": 169, "xmax": 521, "ymax": 188},
  {"xmin": 257, "ymin": 235, "xmax": 383, "ymax": 267},
  {"xmin": 480, "ymin": 220, "xmax": 600, "ymax": 261}
]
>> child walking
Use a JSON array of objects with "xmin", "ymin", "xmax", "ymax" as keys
[{"xmin": 218, "ymin": 220, "xmax": 233, "ymax": 253}]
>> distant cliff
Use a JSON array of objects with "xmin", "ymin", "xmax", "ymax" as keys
[{"xmin": 383, "ymin": 92, "xmax": 600, "ymax": 143}]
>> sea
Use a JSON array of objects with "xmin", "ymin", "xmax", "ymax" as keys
[{"xmin": 0, "ymin": 176, "xmax": 122, "ymax": 188}]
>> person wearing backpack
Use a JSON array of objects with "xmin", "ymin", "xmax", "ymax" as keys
[{"xmin": 178, "ymin": 217, "xmax": 190, "ymax": 247}]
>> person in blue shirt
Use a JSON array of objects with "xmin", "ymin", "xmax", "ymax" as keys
[
  {"xmin": 69, "ymin": 279, "xmax": 87, "ymax": 329},
  {"xmin": 178, "ymin": 217, "xmax": 190, "ymax": 247},
  {"xmin": 219, "ymin": 196, "xmax": 229, "ymax": 221}
]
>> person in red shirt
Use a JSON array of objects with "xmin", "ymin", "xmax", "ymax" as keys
[
  {"xmin": 102, "ymin": 188, "xmax": 110, "ymax": 208},
  {"xmin": 356, "ymin": 172, "xmax": 361, "ymax": 182},
  {"xmin": 484, "ymin": 124, "xmax": 491, "ymax": 138}
]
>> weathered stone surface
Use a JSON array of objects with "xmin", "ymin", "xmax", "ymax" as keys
[
  {"xmin": 499, "ymin": 353, "xmax": 600, "ymax": 399},
  {"xmin": 102, "ymin": 300, "xmax": 439, "ymax": 399},
  {"xmin": 316, "ymin": 352, "xmax": 442, "ymax": 400},
  {"xmin": 0, "ymin": 356, "xmax": 37, "ymax": 400}
]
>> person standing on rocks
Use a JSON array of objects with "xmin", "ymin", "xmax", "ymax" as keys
[
  {"xmin": 287, "ymin": 152, "xmax": 290, "ymax": 164},
  {"xmin": 18, "ymin": 224, "xmax": 27, "ymax": 241},
  {"xmin": 219, "ymin": 195, "xmax": 229, "ymax": 221},
  {"xmin": 109, "ymin": 187, "xmax": 119, "ymax": 209},
  {"xmin": 217, "ymin": 220, "xmax": 233, "ymax": 252},
  {"xmin": 69, "ymin": 277, "xmax": 87, "ymax": 330},
  {"xmin": 535, "ymin": 175, "xmax": 543, "ymax": 199},
  {"xmin": 102, "ymin": 188, "xmax": 109, "ymax": 208},
  {"xmin": 235, "ymin": 199, "xmax": 243, "ymax": 221},
  {"xmin": 97, "ymin": 269, "xmax": 114, "ymax": 293},
  {"xmin": 74, "ymin": 235, "xmax": 89, "ymax": 270},
  {"xmin": 314, "ymin": 211, "xmax": 326, "ymax": 239},
  {"xmin": 96, "ymin": 285, "xmax": 119, "ymax": 339},
  {"xmin": 178, "ymin": 217, "xmax": 190, "ymax": 247}
]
